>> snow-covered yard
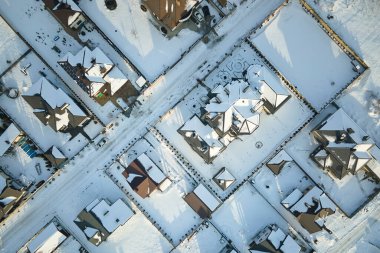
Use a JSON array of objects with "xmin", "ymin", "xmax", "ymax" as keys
[
  {"xmin": 108, "ymin": 137, "xmax": 201, "ymax": 245},
  {"xmin": 0, "ymin": 16, "xmax": 29, "ymax": 75},
  {"xmin": 250, "ymin": 1, "xmax": 361, "ymax": 111},
  {"xmin": 78, "ymin": 0, "xmax": 222, "ymax": 82},
  {"xmin": 211, "ymin": 183, "xmax": 293, "ymax": 252}
]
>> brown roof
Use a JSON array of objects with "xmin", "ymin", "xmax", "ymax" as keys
[
  {"xmin": 143, "ymin": 0, "xmax": 192, "ymax": 30},
  {"xmin": 122, "ymin": 161, "xmax": 157, "ymax": 198},
  {"xmin": 184, "ymin": 192, "xmax": 211, "ymax": 219},
  {"xmin": 0, "ymin": 187, "xmax": 26, "ymax": 221}
]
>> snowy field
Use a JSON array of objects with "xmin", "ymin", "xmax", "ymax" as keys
[
  {"xmin": 78, "ymin": 0, "xmax": 221, "ymax": 82},
  {"xmin": 172, "ymin": 222, "xmax": 231, "ymax": 253},
  {"xmin": 108, "ymin": 137, "xmax": 201, "ymax": 245},
  {"xmin": 284, "ymin": 105, "xmax": 378, "ymax": 216},
  {"xmin": 250, "ymin": 1, "xmax": 360, "ymax": 111},
  {"xmin": 0, "ymin": 16, "xmax": 29, "ymax": 75},
  {"xmin": 0, "ymin": 52, "xmax": 96, "ymax": 157},
  {"xmin": 155, "ymin": 45, "xmax": 313, "ymax": 198},
  {"xmin": 211, "ymin": 183, "xmax": 292, "ymax": 252}
]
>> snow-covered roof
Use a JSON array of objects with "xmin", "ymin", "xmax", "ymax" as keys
[
  {"xmin": 205, "ymin": 80, "xmax": 261, "ymax": 134},
  {"xmin": 61, "ymin": 47, "xmax": 127, "ymax": 96},
  {"xmin": 25, "ymin": 77, "xmax": 86, "ymax": 118},
  {"xmin": 27, "ymin": 222, "xmax": 67, "ymax": 253},
  {"xmin": 103, "ymin": 67, "xmax": 128, "ymax": 95},
  {"xmin": 90, "ymin": 199, "xmax": 134, "ymax": 233},
  {"xmin": 267, "ymin": 227, "xmax": 286, "ymax": 249},
  {"xmin": 51, "ymin": 146, "xmax": 66, "ymax": 159},
  {"xmin": 0, "ymin": 173, "xmax": 6, "ymax": 193},
  {"xmin": 180, "ymin": 115, "xmax": 224, "ymax": 158},
  {"xmin": 213, "ymin": 168, "xmax": 235, "ymax": 190},
  {"xmin": 319, "ymin": 108, "xmax": 374, "ymax": 145},
  {"xmin": 281, "ymin": 188, "xmax": 302, "ymax": 208},
  {"xmin": 280, "ymin": 235, "xmax": 301, "ymax": 253},
  {"xmin": 268, "ymin": 150, "xmax": 293, "ymax": 165},
  {"xmin": 246, "ymin": 64, "xmax": 289, "ymax": 110},
  {"xmin": 0, "ymin": 123, "xmax": 21, "ymax": 156},
  {"xmin": 193, "ymin": 184, "xmax": 221, "ymax": 212},
  {"xmin": 136, "ymin": 153, "xmax": 166, "ymax": 184}
]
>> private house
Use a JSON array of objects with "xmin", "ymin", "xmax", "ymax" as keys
[
  {"xmin": 43, "ymin": 0, "xmax": 86, "ymax": 39},
  {"xmin": 184, "ymin": 184, "xmax": 221, "ymax": 219},
  {"xmin": 178, "ymin": 115, "xmax": 224, "ymax": 163},
  {"xmin": 246, "ymin": 64, "xmax": 289, "ymax": 114},
  {"xmin": 18, "ymin": 219, "xmax": 69, "ymax": 253},
  {"xmin": 178, "ymin": 79, "xmax": 264, "ymax": 163},
  {"xmin": 75, "ymin": 198, "xmax": 134, "ymax": 246},
  {"xmin": 249, "ymin": 224, "xmax": 301, "ymax": 253},
  {"xmin": 202, "ymin": 79, "xmax": 262, "ymax": 138},
  {"xmin": 140, "ymin": 0, "xmax": 199, "ymax": 35},
  {"xmin": 266, "ymin": 150, "xmax": 293, "ymax": 175},
  {"xmin": 59, "ymin": 47, "xmax": 137, "ymax": 106},
  {"xmin": 212, "ymin": 167, "xmax": 235, "ymax": 190},
  {"xmin": 0, "ymin": 171, "xmax": 26, "ymax": 222},
  {"xmin": 0, "ymin": 123, "xmax": 23, "ymax": 157},
  {"xmin": 122, "ymin": 153, "xmax": 171, "ymax": 198},
  {"xmin": 310, "ymin": 108, "xmax": 380, "ymax": 180},
  {"xmin": 22, "ymin": 77, "xmax": 89, "ymax": 133},
  {"xmin": 281, "ymin": 186, "xmax": 336, "ymax": 234}
]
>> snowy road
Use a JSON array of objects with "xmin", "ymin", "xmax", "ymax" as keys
[{"xmin": 0, "ymin": 0, "xmax": 284, "ymax": 251}]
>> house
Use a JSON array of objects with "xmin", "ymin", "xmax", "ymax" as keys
[
  {"xmin": 140, "ymin": 0, "xmax": 200, "ymax": 34},
  {"xmin": 44, "ymin": 146, "xmax": 67, "ymax": 168},
  {"xmin": 24, "ymin": 221, "xmax": 68, "ymax": 253},
  {"xmin": 22, "ymin": 77, "xmax": 89, "ymax": 133},
  {"xmin": 43, "ymin": 0, "xmax": 85, "ymax": 39},
  {"xmin": 246, "ymin": 64, "xmax": 289, "ymax": 114},
  {"xmin": 0, "ymin": 171, "xmax": 26, "ymax": 221},
  {"xmin": 178, "ymin": 115, "xmax": 224, "ymax": 163},
  {"xmin": 249, "ymin": 224, "xmax": 301, "ymax": 253},
  {"xmin": 122, "ymin": 153, "xmax": 171, "ymax": 198},
  {"xmin": 266, "ymin": 150, "xmax": 293, "ymax": 175},
  {"xmin": 0, "ymin": 123, "xmax": 23, "ymax": 157},
  {"xmin": 203, "ymin": 79, "xmax": 262, "ymax": 137},
  {"xmin": 311, "ymin": 108, "xmax": 380, "ymax": 180},
  {"xmin": 74, "ymin": 198, "xmax": 134, "ymax": 246},
  {"xmin": 281, "ymin": 186, "xmax": 336, "ymax": 234},
  {"xmin": 184, "ymin": 184, "xmax": 221, "ymax": 219},
  {"xmin": 58, "ymin": 47, "xmax": 132, "ymax": 106},
  {"xmin": 212, "ymin": 167, "xmax": 235, "ymax": 190}
]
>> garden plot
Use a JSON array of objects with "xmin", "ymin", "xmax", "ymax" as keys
[
  {"xmin": 0, "ymin": 16, "xmax": 29, "ymax": 75},
  {"xmin": 78, "ymin": 0, "xmax": 221, "ymax": 82},
  {"xmin": 250, "ymin": 1, "xmax": 361, "ymax": 111},
  {"xmin": 108, "ymin": 138, "xmax": 201, "ymax": 245},
  {"xmin": 284, "ymin": 106, "xmax": 379, "ymax": 216},
  {"xmin": 212, "ymin": 183, "xmax": 291, "ymax": 252},
  {"xmin": 155, "ymin": 80, "xmax": 312, "ymax": 198},
  {"xmin": 173, "ymin": 222, "xmax": 231, "ymax": 253},
  {"xmin": 0, "ymin": 52, "xmax": 96, "ymax": 157}
]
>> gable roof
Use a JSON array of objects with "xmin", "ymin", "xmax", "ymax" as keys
[
  {"xmin": 22, "ymin": 77, "xmax": 88, "ymax": 132},
  {"xmin": 0, "ymin": 123, "xmax": 21, "ymax": 156}
]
